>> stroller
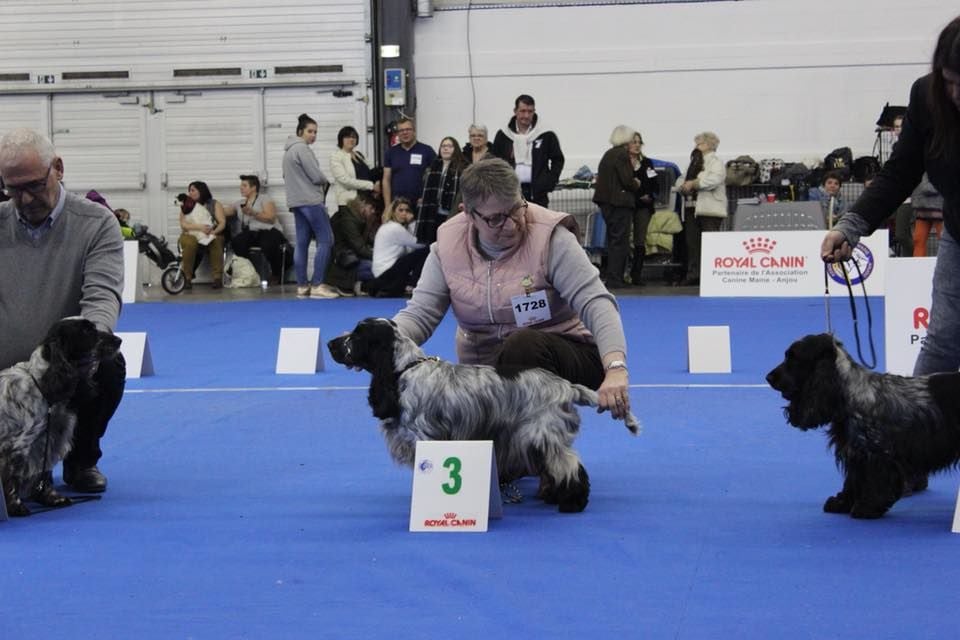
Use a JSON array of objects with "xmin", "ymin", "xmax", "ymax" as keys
[{"xmin": 128, "ymin": 222, "xmax": 187, "ymax": 294}]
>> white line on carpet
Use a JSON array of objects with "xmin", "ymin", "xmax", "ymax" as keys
[{"xmin": 124, "ymin": 383, "xmax": 771, "ymax": 394}]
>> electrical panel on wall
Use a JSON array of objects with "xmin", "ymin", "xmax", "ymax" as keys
[{"xmin": 384, "ymin": 68, "xmax": 405, "ymax": 106}]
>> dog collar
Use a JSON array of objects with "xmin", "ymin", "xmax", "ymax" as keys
[{"xmin": 398, "ymin": 356, "xmax": 441, "ymax": 377}]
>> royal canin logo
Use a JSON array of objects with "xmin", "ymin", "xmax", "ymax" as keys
[
  {"xmin": 423, "ymin": 511, "xmax": 479, "ymax": 528},
  {"xmin": 713, "ymin": 236, "xmax": 805, "ymax": 269},
  {"xmin": 742, "ymin": 237, "xmax": 777, "ymax": 254}
]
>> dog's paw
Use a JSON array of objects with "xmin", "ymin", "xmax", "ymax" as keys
[
  {"xmin": 556, "ymin": 464, "xmax": 590, "ymax": 513},
  {"xmin": 823, "ymin": 493, "xmax": 853, "ymax": 514},
  {"xmin": 6, "ymin": 499, "xmax": 31, "ymax": 517},
  {"xmin": 849, "ymin": 503, "xmax": 891, "ymax": 519}
]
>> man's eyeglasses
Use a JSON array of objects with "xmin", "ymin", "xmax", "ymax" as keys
[
  {"xmin": 470, "ymin": 200, "xmax": 527, "ymax": 229},
  {"xmin": 3, "ymin": 165, "xmax": 53, "ymax": 199}
]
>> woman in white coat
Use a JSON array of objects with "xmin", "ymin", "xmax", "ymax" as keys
[
  {"xmin": 329, "ymin": 125, "xmax": 378, "ymax": 213},
  {"xmin": 677, "ymin": 131, "xmax": 727, "ymax": 286}
]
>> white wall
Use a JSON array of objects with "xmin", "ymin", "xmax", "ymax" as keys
[{"xmin": 412, "ymin": 1, "xmax": 958, "ymax": 172}]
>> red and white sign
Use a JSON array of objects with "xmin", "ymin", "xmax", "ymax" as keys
[
  {"xmin": 700, "ymin": 230, "xmax": 889, "ymax": 297},
  {"xmin": 884, "ymin": 257, "xmax": 936, "ymax": 375}
]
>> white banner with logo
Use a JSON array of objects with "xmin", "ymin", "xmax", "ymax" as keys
[
  {"xmin": 884, "ymin": 257, "xmax": 936, "ymax": 375},
  {"xmin": 700, "ymin": 230, "xmax": 889, "ymax": 297}
]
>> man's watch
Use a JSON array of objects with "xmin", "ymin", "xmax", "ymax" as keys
[{"xmin": 605, "ymin": 360, "xmax": 628, "ymax": 372}]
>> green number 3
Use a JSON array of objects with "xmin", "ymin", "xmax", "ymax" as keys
[{"xmin": 442, "ymin": 456, "xmax": 462, "ymax": 495}]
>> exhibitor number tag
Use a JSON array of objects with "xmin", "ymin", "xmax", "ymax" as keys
[{"xmin": 511, "ymin": 290, "xmax": 551, "ymax": 327}]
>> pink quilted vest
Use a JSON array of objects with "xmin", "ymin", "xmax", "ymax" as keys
[{"xmin": 435, "ymin": 203, "xmax": 594, "ymax": 365}]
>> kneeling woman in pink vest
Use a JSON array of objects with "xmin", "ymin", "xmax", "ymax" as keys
[{"xmin": 391, "ymin": 157, "xmax": 631, "ymax": 420}]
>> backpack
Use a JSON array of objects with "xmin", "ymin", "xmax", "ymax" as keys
[
  {"xmin": 758, "ymin": 158, "xmax": 785, "ymax": 185},
  {"xmin": 725, "ymin": 156, "xmax": 759, "ymax": 186},
  {"xmin": 852, "ymin": 155, "xmax": 881, "ymax": 183},
  {"xmin": 823, "ymin": 147, "xmax": 854, "ymax": 180}
]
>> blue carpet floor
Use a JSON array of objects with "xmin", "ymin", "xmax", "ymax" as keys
[{"xmin": 3, "ymin": 295, "xmax": 957, "ymax": 639}]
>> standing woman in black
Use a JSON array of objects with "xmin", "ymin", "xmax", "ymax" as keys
[
  {"xmin": 628, "ymin": 131, "xmax": 659, "ymax": 286},
  {"xmin": 593, "ymin": 125, "xmax": 641, "ymax": 289}
]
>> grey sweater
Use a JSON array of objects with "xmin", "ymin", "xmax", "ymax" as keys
[
  {"xmin": 0, "ymin": 188, "xmax": 124, "ymax": 369},
  {"xmin": 282, "ymin": 135, "xmax": 329, "ymax": 208}
]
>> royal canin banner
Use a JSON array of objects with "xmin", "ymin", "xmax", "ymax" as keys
[
  {"xmin": 884, "ymin": 257, "xmax": 935, "ymax": 375},
  {"xmin": 700, "ymin": 230, "xmax": 889, "ymax": 297}
]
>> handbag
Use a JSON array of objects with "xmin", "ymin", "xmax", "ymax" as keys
[{"xmin": 335, "ymin": 248, "xmax": 359, "ymax": 269}]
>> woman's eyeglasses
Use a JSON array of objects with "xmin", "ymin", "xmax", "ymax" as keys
[{"xmin": 470, "ymin": 200, "xmax": 527, "ymax": 229}]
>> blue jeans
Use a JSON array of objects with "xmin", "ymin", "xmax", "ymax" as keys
[
  {"xmin": 915, "ymin": 227, "xmax": 960, "ymax": 375},
  {"xmin": 291, "ymin": 204, "xmax": 333, "ymax": 286}
]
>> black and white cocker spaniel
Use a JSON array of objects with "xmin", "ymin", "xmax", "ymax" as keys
[
  {"xmin": 0, "ymin": 317, "xmax": 122, "ymax": 517},
  {"xmin": 767, "ymin": 333, "xmax": 960, "ymax": 519},
  {"xmin": 328, "ymin": 318, "xmax": 640, "ymax": 513}
]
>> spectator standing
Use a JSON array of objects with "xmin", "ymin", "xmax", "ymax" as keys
[
  {"xmin": 415, "ymin": 136, "xmax": 466, "ymax": 245},
  {"xmin": 593, "ymin": 125, "xmax": 642, "ymax": 289},
  {"xmin": 491, "ymin": 94, "xmax": 565, "ymax": 207},
  {"xmin": 282, "ymin": 113, "xmax": 339, "ymax": 299},
  {"xmin": 329, "ymin": 125, "xmax": 378, "ymax": 213},
  {"xmin": 382, "ymin": 117, "xmax": 436, "ymax": 211},
  {"xmin": 629, "ymin": 131, "xmax": 659, "ymax": 286},
  {"xmin": 678, "ymin": 132, "xmax": 727, "ymax": 287},
  {"xmin": 0, "ymin": 127, "xmax": 125, "ymax": 494},
  {"xmin": 463, "ymin": 124, "xmax": 492, "ymax": 165}
]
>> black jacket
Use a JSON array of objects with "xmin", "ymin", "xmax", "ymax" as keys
[
  {"xmin": 491, "ymin": 115, "xmax": 564, "ymax": 206},
  {"xmin": 849, "ymin": 74, "xmax": 960, "ymax": 239},
  {"xmin": 593, "ymin": 145, "xmax": 638, "ymax": 209},
  {"xmin": 325, "ymin": 207, "xmax": 373, "ymax": 290}
]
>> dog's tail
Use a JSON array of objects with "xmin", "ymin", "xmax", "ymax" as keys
[{"xmin": 572, "ymin": 384, "xmax": 641, "ymax": 435}]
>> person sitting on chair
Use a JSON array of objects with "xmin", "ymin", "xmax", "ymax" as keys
[
  {"xmin": 177, "ymin": 181, "xmax": 226, "ymax": 290},
  {"xmin": 223, "ymin": 174, "xmax": 290, "ymax": 286}
]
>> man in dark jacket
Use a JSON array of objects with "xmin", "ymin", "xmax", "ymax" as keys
[{"xmin": 491, "ymin": 95, "xmax": 564, "ymax": 208}]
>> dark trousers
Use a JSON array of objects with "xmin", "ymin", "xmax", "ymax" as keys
[
  {"xmin": 521, "ymin": 183, "xmax": 549, "ymax": 208},
  {"xmin": 684, "ymin": 215, "xmax": 724, "ymax": 281},
  {"xmin": 600, "ymin": 203, "xmax": 634, "ymax": 287},
  {"xmin": 231, "ymin": 229, "xmax": 291, "ymax": 281},
  {"xmin": 368, "ymin": 247, "xmax": 429, "ymax": 297},
  {"xmin": 631, "ymin": 205, "xmax": 653, "ymax": 281},
  {"xmin": 494, "ymin": 329, "xmax": 604, "ymax": 390},
  {"xmin": 64, "ymin": 349, "xmax": 126, "ymax": 471}
]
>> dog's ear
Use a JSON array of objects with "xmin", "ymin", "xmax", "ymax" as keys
[
  {"xmin": 369, "ymin": 355, "xmax": 402, "ymax": 421},
  {"xmin": 39, "ymin": 334, "xmax": 80, "ymax": 404},
  {"xmin": 793, "ymin": 350, "xmax": 843, "ymax": 428}
]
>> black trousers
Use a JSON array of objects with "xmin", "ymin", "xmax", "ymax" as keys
[
  {"xmin": 64, "ymin": 348, "xmax": 126, "ymax": 470},
  {"xmin": 600, "ymin": 203, "xmax": 634, "ymax": 287},
  {"xmin": 231, "ymin": 229, "xmax": 291, "ymax": 281},
  {"xmin": 368, "ymin": 247, "xmax": 429, "ymax": 297},
  {"xmin": 521, "ymin": 184, "xmax": 549, "ymax": 208},
  {"xmin": 494, "ymin": 329, "xmax": 605, "ymax": 390}
]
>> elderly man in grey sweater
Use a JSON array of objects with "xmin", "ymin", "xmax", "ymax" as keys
[{"xmin": 0, "ymin": 128, "xmax": 125, "ymax": 496}]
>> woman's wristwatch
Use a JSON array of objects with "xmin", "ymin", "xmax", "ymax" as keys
[{"xmin": 606, "ymin": 360, "xmax": 627, "ymax": 372}]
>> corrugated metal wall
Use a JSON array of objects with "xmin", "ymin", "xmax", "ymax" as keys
[{"xmin": 0, "ymin": 1, "xmax": 373, "ymax": 282}]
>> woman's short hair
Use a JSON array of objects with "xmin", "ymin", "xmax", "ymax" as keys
[
  {"xmin": 337, "ymin": 126, "xmax": 360, "ymax": 148},
  {"xmin": 694, "ymin": 131, "xmax": 720, "ymax": 151},
  {"xmin": 239, "ymin": 174, "xmax": 260, "ymax": 191},
  {"xmin": 609, "ymin": 125, "xmax": 636, "ymax": 147},
  {"xmin": 459, "ymin": 158, "xmax": 521, "ymax": 208},
  {"xmin": 822, "ymin": 170, "xmax": 844, "ymax": 186},
  {"xmin": 468, "ymin": 124, "xmax": 488, "ymax": 137}
]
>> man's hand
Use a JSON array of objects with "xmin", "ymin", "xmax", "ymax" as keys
[{"xmin": 821, "ymin": 230, "xmax": 852, "ymax": 263}]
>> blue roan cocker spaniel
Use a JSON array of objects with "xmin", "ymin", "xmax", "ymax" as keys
[{"xmin": 328, "ymin": 318, "xmax": 640, "ymax": 513}]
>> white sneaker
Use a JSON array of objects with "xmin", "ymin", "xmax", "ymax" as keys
[
  {"xmin": 296, "ymin": 286, "xmax": 310, "ymax": 298},
  {"xmin": 310, "ymin": 284, "xmax": 340, "ymax": 299},
  {"xmin": 353, "ymin": 281, "xmax": 369, "ymax": 297}
]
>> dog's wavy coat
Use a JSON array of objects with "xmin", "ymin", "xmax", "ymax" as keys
[
  {"xmin": 767, "ymin": 333, "xmax": 960, "ymax": 519},
  {"xmin": 328, "ymin": 318, "xmax": 640, "ymax": 513},
  {"xmin": 0, "ymin": 317, "xmax": 121, "ymax": 517}
]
